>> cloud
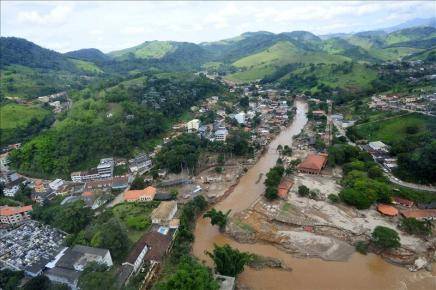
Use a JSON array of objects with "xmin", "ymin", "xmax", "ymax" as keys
[
  {"xmin": 17, "ymin": 4, "xmax": 73, "ymax": 25},
  {"xmin": 120, "ymin": 26, "xmax": 145, "ymax": 35}
]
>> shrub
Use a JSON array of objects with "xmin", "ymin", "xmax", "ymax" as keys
[
  {"xmin": 327, "ymin": 194, "xmax": 339, "ymax": 203},
  {"xmin": 355, "ymin": 241, "xmax": 368, "ymax": 255}
]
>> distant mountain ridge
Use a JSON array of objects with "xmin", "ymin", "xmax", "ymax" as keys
[{"xmin": 64, "ymin": 48, "xmax": 110, "ymax": 62}]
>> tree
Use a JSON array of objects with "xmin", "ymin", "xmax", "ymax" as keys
[
  {"xmin": 55, "ymin": 201, "xmax": 92, "ymax": 234},
  {"xmin": 399, "ymin": 217, "xmax": 432, "ymax": 237},
  {"xmin": 265, "ymin": 186, "xmax": 278, "ymax": 200},
  {"xmin": 89, "ymin": 218, "xmax": 129, "ymax": 261},
  {"xmin": 130, "ymin": 176, "xmax": 146, "ymax": 190},
  {"xmin": 23, "ymin": 275, "xmax": 50, "ymax": 290},
  {"xmin": 204, "ymin": 208, "xmax": 231, "ymax": 231},
  {"xmin": 371, "ymin": 226, "xmax": 400, "ymax": 250},
  {"xmin": 78, "ymin": 262, "xmax": 116, "ymax": 290},
  {"xmin": 0, "ymin": 269, "xmax": 24, "ymax": 290},
  {"xmin": 206, "ymin": 244, "xmax": 253, "ymax": 277},
  {"xmin": 156, "ymin": 257, "xmax": 219, "ymax": 290},
  {"xmin": 327, "ymin": 194, "xmax": 339, "ymax": 203},
  {"xmin": 355, "ymin": 241, "xmax": 368, "ymax": 255},
  {"xmin": 298, "ymin": 185, "xmax": 310, "ymax": 197},
  {"xmin": 239, "ymin": 96, "xmax": 249, "ymax": 109}
]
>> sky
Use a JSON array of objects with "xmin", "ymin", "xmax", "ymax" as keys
[{"xmin": 1, "ymin": 1, "xmax": 435, "ymax": 53}]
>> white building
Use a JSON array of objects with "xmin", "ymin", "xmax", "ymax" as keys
[
  {"xmin": 369, "ymin": 141, "xmax": 389, "ymax": 153},
  {"xmin": 49, "ymin": 179, "xmax": 64, "ymax": 191},
  {"xmin": 234, "ymin": 112, "xmax": 246, "ymax": 124},
  {"xmin": 215, "ymin": 129, "xmax": 229, "ymax": 142},
  {"xmin": 97, "ymin": 158, "xmax": 114, "ymax": 178},
  {"xmin": 186, "ymin": 119, "xmax": 200, "ymax": 133},
  {"xmin": 4, "ymin": 185, "xmax": 20, "ymax": 197}
]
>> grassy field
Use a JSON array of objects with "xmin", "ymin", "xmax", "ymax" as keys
[
  {"xmin": 110, "ymin": 41, "xmax": 174, "ymax": 59},
  {"xmin": 112, "ymin": 201, "xmax": 160, "ymax": 243},
  {"xmin": 1, "ymin": 103, "xmax": 51, "ymax": 130},
  {"xmin": 354, "ymin": 113, "xmax": 436, "ymax": 144},
  {"xmin": 70, "ymin": 58, "xmax": 103, "ymax": 74}
]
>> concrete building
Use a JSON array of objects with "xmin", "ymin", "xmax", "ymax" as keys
[
  {"xmin": 151, "ymin": 201, "xmax": 177, "ymax": 225},
  {"xmin": 215, "ymin": 274, "xmax": 236, "ymax": 290},
  {"xmin": 186, "ymin": 119, "xmax": 200, "ymax": 133},
  {"xmin": 49, "ymin": 179, "xmax": 64, "ymax": 191},
  {"xmin": 46, "ymin": 245, "xmax": 113, "ymax": 290},
  {"xmin": 0, "ymin": 205, "xmax": 32, "ymax": 225},
  {"xmin": 368, "ymin": 141, "xmax": 389, "ymax": 153},
  {"xmin": 97, "ymin": 158, "xmax": 114, "ymax": 179},
  {"xmin": 234, "ymin": 112, "xmax": 246, "ymax": 124},
  {"xmin": 129, "ymin": 153, "xmax": 152, "ymax": 175},
  {"xmin": 215, "ymin": 129, "xmax": 229, "ymax": 142}
]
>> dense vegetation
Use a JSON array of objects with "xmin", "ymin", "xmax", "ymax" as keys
[
  {"xmin": 264, "ymin": 166, "xmax": 285, "ymax": 200},
  {"xmin": 206, "ymin": 244, "xmax": 253, "ymax": 277}
]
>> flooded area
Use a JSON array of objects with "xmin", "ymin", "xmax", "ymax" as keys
[{"xmin": 192, "ymin": 99, "xmax": 436, "ymax": 290}]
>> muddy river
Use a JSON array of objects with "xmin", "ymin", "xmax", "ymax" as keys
[{"xmin": 193, "ymin": 99, "xmax": 436, "ymax": 290}]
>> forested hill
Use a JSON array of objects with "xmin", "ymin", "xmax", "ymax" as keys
[
  {"xmin": 0, "ymin": 37, "xmax": 76, "ymax": 71},
  {"xmin": 64, "ymin": 48, "xmax": 111, "ymax": 62}
]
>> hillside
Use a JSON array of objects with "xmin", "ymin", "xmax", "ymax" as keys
[{"xmin": 64, "ymin": 48, "xmax": 110, "ymax": 62}]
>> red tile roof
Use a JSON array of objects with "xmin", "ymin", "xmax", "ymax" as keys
[
  {"xmin": 401, "ymin": 209, "xmax": 436, "ymax": 219},
  {"xmin": 377, "ymin": 204, "xmax": 398, "ymax": 217},
  {"xmin": 277, "ymin": 179, "xmax": 293, "ymax": 199},
  {"xmin": 0, "ymin": 205, "xmax": 33, "ymax": 216},
  {"xmin": 124, "ymin": 186, "xmax": 156, "ymax": 201},
  {"xmin": 393, "ymin": 196, "xmax": 414, "ymax": 207},
  {"xmin": 298, "ymin": 153, "xmax": 328, "ymax": 171}
]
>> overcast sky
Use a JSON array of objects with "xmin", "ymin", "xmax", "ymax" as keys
[{"xmin": 1, "ymin": 1, "xmax": 435, "ymax": 53}]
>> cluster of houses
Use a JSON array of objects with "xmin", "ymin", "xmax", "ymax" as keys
[
  {"xmin": 369, "ymin": 93, "xmax": 435, "ymax": 116},
  {"xmin": 377, "ymin": 196, "xmax": 436, "ymax": 221},
  {"xmin": 37, "ymin": 91, "xmax": 70, "ymax": 113}
]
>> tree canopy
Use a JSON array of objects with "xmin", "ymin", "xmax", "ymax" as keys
[{"xmin": 206, "ymin": 244, "xmax": 253, "ymax": 277}]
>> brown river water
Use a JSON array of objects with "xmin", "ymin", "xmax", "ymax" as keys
[{"xmin": 193, "ymin": 99, "xmax": 436, "ymax": 290}]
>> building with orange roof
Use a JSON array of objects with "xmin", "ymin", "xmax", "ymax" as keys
[
  {"xmin": 277, "ymin": 178, "xmax": 294, "ymax": 199},
  {"xmin": 377, "ymin": 204, "xmax": 398, "ymax": 217},
  {"xmin": 0, "ymin": 205, "xmax": 33, "ymax": 225},
  {"xmin": 400, "ymin": 209, "xmax": 436, "ymax": 221},
  {"xmin": 124, "ymin": 186, "xmax": 156, "ymax": 202},
  {"xmin": 297, "ymin": 153, "xmax": 328, "ymax": 175},
  {"xmin": 393, "ymin": 196, "xmax": 414, "ymax": 208},
  {"xmin": 34, "ymin": 179, "xmax": 46, "ymax": 193}
]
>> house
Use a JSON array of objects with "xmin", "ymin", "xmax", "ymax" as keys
[
  {"xmin": 215, "ymin": 129, "xmax": 229, "ymax": 142},
  {"xmin": 97, "ymin": 158, "xmax": 114, "ymax": 179},
  {"xmin": 118, "ymin": 227, "xmax": 175, "ymax": 286},
  {"xmin": 34, "ymin": 179, "xmax": 46, "ymax": 193},
  {"xmin": 277, "ymin": 178, "xmax": 293, "ymax": 199},
  {"xmin": 312, "ymin": 110, "xmax": 325, "ymax": 116},
  {"xmin": 393, "ymin": 197, "xmax": 414, "ymax": 208},
  {"xmin": 377, "ymin": 204, "xmax": 399, "ymax": 217},
  {"xmin": 4, "ymin": 185, "xmax": 20, "ymax": 197},
  {"xmin": 0, "ymin": 205, "xmax": 32, "ymax": 225},
  {"xmin": 234, "ymin": 112, "xmax": 246, "ymax": 124},
  {"xmin": 418, "ymin": 201, "xmax": 436, "ymax": 209},
  {"xmin": 297, "ymin": 153, "xmax": 328, "ymax": 175},
  {"xmin": 1, "ymin": 171, "xmax": 19, "ymax": 184},
  {"xmin": 71, "ymin": 169, "xmax": 100, "ymax": 183},
  {"xmin": 368, "ymin": 141, "xmax": 389, "ymax": 153},
  {"xmin": 151, "ymin": 201, "xmax": 177, "ymax": 225},
  {"xmin": 129, "ymin": 153, "xmax": 152, "ymax": 174},
  {"xmin": 124, "ymin": 186, "xmax": 156, "ymax": 202},
  {"xmin": 49, "ymin": 179, "xmax": 64, "ymax": 191},
  {"xmin": 186, "ymin": 119, "xmax": 200, "ymax": 133},
  {"xmin": 46, "ymin": 245, "xmax": 113, "ymax": 290},
  {"xmin": 400, "ymin": 209, "xmax": 436, "ymax": 221}
]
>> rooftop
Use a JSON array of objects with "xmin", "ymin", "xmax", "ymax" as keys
[
  {"xmin": 297, "ymin": 153, "xmax": 328, "ymax": 171},
  {"xmin": 151, "ymin": 201, "xmax": 177, "ymax": 221},
  {"xmin": 124, "ymin": 186, "xmax": 156, "ymax": 201},
  {"xmin": 401, "ymin": 209, "xmax": 436, "ymax": 219},
  {"xmin": 377, "ymin": 204, "xmax": 399, "ymax": 217},
  {"xmin": 0, "ymin": 205, "xmax": 32, "ymax": 216}
]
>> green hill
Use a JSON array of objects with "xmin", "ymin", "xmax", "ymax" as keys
[
  {"xmin": 109, "ymin": 41, "xmax": 175, "ymax": 60},
  {"xmin": 64, "ymin": 48, "xmax": 110, "ymax": 62}
]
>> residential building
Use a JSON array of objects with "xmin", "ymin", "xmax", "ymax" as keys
[
  {"xmin": 186, "ymin": 119, "xmax": 200, "ymax": 133},
  {"xmin": 277, "ymin": 178, "xmax": 293, "ymax": 199},
  {"xmin": 215, "ymin": 129, "xmax": 229, "ymax": 142},
  {"xmin": 1, "ymin": 171, "xmax": 19, "ymax": 184},
  {"xmin": 49, "ymin": 179, "xmax": 64, "ymax": 191},
  {"xmin": 0, "ymin": 205, "xmax": 32, "ymax": 225},
  {"xmin": 4, "ymin": 185, "xmax": 20, "ymax": 197},
  {"xmin": 297, "ymin": 153, "xmax": 328, "ymax": 175},
  {"xmin": 151, "ymin": 201, "xmax": 177, "ymax": 225},
  {"xmin": 377, "ymin": 204, "xmax": 399, "ymax": 217},
  {"xmin": 97, "ymin": 158, "xmax": 114, "ymax": 179},
  {"xmin": 234, "ymin": 112, "xmax": 246, "ymax": 124},
  {"xmin": 124, "ymin": 186, "xmax": 156, "ymax": 202},
  {"xmin": 129, "ymin": 153, "xmax": 152, "ymax": 175},
  {"xmin": 70, "ymin": 169, "xmax": 100, "ymax": 183},
  {"xmin": 393, "ymin": 197, "xmax": 414, "ymax": 208},
  {"xmin": 400, "ymin": 209, "xmax": 436, "ymax": 221},
  {"xmin": 46, "ymin": 245, "xmax": 113, "ymax": 290},
  {"xmin": 34, "ymin": 179, "xmax": 46, "ymax": 193},
  {"xmin": 368, "ymin": 141, "xmax": 389, "ymax": 154},
  {"xmin": 117, "ymin": 227, "xmax": 175, "ymax": 286}
]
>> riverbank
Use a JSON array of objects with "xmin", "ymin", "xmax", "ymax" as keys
[{"xmin": 192, "ymin": 99, "xmax": 436, "ymax": 290}]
